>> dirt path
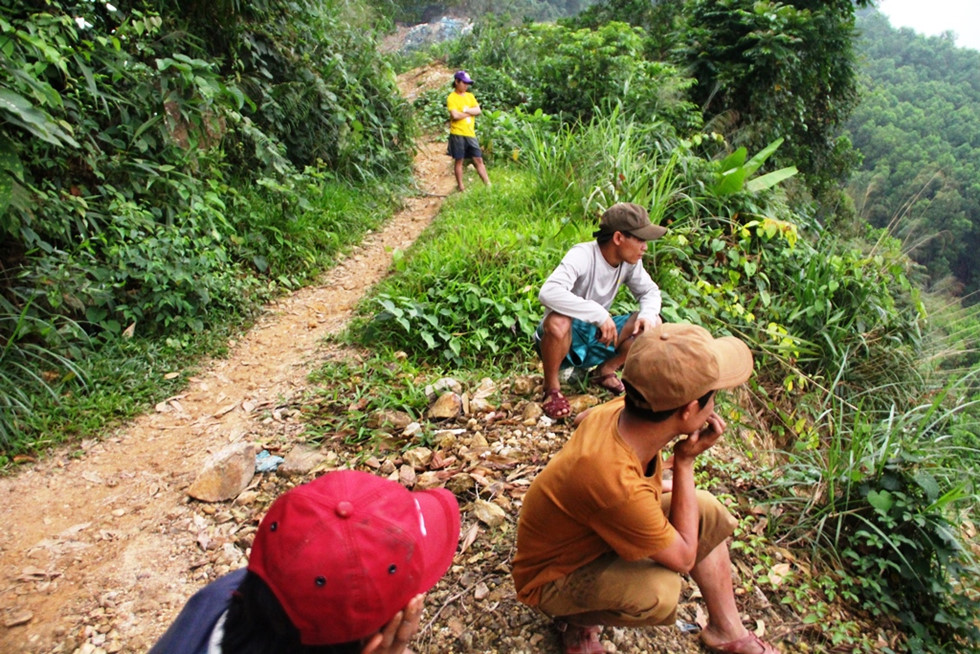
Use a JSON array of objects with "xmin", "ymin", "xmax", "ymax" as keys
[{"xmin": 0, "ymin": 68, "xmax": 457, "ymax": 654}]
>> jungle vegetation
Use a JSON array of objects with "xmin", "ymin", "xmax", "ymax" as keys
[{"xmin": 1, "ymin": 0, "xmax": 977, "ymax": 650}]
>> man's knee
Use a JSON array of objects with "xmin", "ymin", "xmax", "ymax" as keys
[{"xmin": 541, "ymin": 313, "xmax": 573, "ymax": 340}]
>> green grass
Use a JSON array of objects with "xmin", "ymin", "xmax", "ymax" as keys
[{"xmin": 0, "ymin": 324, "xmax": 235, "ymax": 464}]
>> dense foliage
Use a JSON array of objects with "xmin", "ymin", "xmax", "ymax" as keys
[
  {"xmin": 0, "ymin": 0, "xmax": 411, "ymax": 451},
  {"xmin": 3, "ymin": 0, "xmax": 979, "ymax": 649},
  {"xmin": 371, "ymin": 6, "xmax": 978, "ymax": 649},
  {"xmin": 847, "ymin": 10, "xmax": 980, "ymax": 296}
]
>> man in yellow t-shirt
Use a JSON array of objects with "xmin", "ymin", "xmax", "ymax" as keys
[
  {"xmin": 513, "ymin": 324, "xmax": 778, "ymax": 654},
  {"xmin": 447, "ymin": 70, "xmax": 490, "ymax": 192}
]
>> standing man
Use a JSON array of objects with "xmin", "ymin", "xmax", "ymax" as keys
[
  {"xmin": 447, "ymin": 70, "xmax": 490, "ymax": 192},
  {"xmin": 536, "ymin": 202, "xmax": 665, "ymax": 420},
  {"xmin": 150, "ymin": 469, "xmax": 461, "ymax": 654},
  {"xmin": 513, "ymin": 324, "xmax": 778, "ymax": 654}
]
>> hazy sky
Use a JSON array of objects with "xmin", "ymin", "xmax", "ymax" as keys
[{"xmin": 876, "ymin": 0, "xmax": 980, "ymax": 51}]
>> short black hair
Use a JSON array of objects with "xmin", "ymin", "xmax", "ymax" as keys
[
  {"xmin": 622, "ymin": 380, "xmax": 714, "ymax": 422},
  {"xmin": 222, "ymin": 571, "xmax": 360, "ymax": 654},
  {"xmin": 594, "ymin": 229, "xmax": 615, "ymax": 245}
]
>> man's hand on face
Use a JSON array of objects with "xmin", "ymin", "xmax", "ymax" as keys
[{"xmin": 673, "ymin": 412, "xmax": 726, "ymax": 462}]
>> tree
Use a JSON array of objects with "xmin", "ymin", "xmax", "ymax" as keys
[{"xmin": 677, "ymin": 0, "xmax": 872, "ymax": 202}]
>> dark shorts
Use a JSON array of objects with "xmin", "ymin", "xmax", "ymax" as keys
[
  {"xmin": 534, "ymin": 315, "xmax": 632, "ymax": 370},
  {"xmin": 448, "ymin": 135, "xmax": 483, "ymax": 160}
]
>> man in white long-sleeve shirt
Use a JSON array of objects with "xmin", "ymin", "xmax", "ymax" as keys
[{"xmin": 536, "ymin": 203, "xmax": 666, "ymax": 419}]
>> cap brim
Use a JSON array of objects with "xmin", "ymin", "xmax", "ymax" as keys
[
  {"xmin": 413, "ymin": 488, "xmax": 461, "ymax": 592},
  {"xmin": 709, "ymin": 336, "xmax": 754, "ymax": 390},
  {"xmin": 633, "ymin": 224, "xmax": 667, "ymax": 241}
]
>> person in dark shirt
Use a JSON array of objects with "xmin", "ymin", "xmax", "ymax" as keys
[{"xmin": 150, "ymin": 469, "xmax": 461, "ymax": 654}]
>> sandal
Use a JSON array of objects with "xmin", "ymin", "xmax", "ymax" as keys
[
  {"xmin": 591, "ymin": 371, "xmax": 625, "ymax": 395},
  {"xmin": 541, "ymin": 388, "xmax": 571, "ymax": 419},
  {"xmin": 702, "ymin": 632, "xmax": 778, "ymax": 654}
]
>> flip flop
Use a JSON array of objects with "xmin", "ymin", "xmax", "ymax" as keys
[
  {"xmin": 592, "ymin": 372, "xmax": 625, "ymax": 395},
  {"xmin": 703, "ymin": 632, "xmax": 778, "ymax": 654},
  {"xmin": 542, "ymin": 388, "xmax": 571, "ymax": 419}
]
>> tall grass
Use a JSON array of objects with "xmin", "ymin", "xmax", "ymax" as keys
[
  {"xmin": 761, "ymin": 373, "xmax": 980, "ymax": 649},
  {"xmin": 507, "ymin": 104, "xmax": 695, "ymax": 221},
  {"xmin": 0, "ymin": 300, "xmax": 89, "ymax": 452}
]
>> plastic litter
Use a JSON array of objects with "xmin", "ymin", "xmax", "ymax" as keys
[
  {"xmin": 255, "ymin": 450, "xmax": 285, "ymax": 473},
  {"xmin": 675, "ymin": 620, "xmax": 700, "ymax": 634}
]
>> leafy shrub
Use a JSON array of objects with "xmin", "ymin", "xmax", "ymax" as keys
[
  {"xmin": 444, "ymin": 17, "xmax": 701, "ymax": 131},
  {"xmin": 0, "ymin": 0, "xmax": 410, "ymax": 453}
]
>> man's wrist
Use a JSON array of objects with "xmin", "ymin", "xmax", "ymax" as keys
[{"xmin": 672, "ymin": 454, "xmax": 696, "ymax": 469}]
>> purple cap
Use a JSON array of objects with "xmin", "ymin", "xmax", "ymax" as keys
[{"xmin": 454, "ymin": 70, "xmax": 474, "ymax": 85}]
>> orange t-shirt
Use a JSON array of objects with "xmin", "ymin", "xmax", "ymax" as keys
[{"xmin": 511, "ymin": 397, "xmax": 677, "ymax": 605}]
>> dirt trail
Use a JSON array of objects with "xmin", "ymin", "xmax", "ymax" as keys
[{"xmin": 0, "ymin": 67, "xmax": 457, "ymax": 654}]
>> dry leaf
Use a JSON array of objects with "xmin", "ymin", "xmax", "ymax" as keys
[
  {"xmin": 122, "ymin": 322, "xmax": 136, "ymax": 339},
  {"xmin": 767, "ymin": 563, "xmax": 792, "ymax": 587},
  {"xmin": 447, "ymin": 617, "xmax": 465, "ymax": 637},
  {"xmin": 459, "ymin": 523, "xmax": 479, "ymax": 555},
  {"xmin": 214, "ymin": 402, "xmax": 239, "ymax": 417},
  {"xmin": 694, "ymin": 604, "xmax": 708, "ymax": 629},
  {"xmin": 472, "ymin": 499, "xmax": 506, "ymax": 528}
]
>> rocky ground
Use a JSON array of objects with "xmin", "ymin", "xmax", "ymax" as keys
[{"xmin": 0, "ymin": 64, "xmax": 899, "ymax": 654}]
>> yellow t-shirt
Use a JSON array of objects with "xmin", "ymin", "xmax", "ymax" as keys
[
  {"xmin": 447, "ymin": 91, "xmax": 478, "ymax": 137},
  {"xmin": 511, "ymin": 398, "xmax": 677, "ymax": 606}
]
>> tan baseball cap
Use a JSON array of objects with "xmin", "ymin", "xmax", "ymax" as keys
[
  {"xmin": 597, "ymin": 202, "xmax": 667, "ymax": 241},
  {"xmin": 622, "ymin": 323, "xmax": 754, "ymax": 412}
]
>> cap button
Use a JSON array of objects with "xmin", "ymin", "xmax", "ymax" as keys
[{"xmin": 335, "ymin": 501, "xmax": 354, "ymax": 518}]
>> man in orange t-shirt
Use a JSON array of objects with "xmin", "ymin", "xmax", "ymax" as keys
[
  {"xmin": 513, "ymin": 324, "xmax": 778, "ymax": 654},
  {"xmin": 446, "ymin": 70, "xmax": 490, "ymax": 192}
]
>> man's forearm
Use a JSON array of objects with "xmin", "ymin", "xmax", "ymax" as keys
[{"xmin": 667, "ymin": 458, "xmax": 699, "ymax": 555}]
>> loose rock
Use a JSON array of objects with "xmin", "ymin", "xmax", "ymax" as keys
[
  {"xmin": 187, "ymin": 442, "xmax": 256, "ymax": 502},
  {"xmin": 278, "ymin": 444, "xmax": 328, "ymax": 477},
  {"xmin": 429, "ymin": 392, "xmax": 462, "ymax": 419}
]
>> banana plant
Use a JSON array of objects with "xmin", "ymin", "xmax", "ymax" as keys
[{"xmin": 711, "ymin": 137, "xmax": 797, "ymax": 196}]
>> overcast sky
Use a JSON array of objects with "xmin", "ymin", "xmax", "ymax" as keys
[{"xmin": 876, "ymin": 0, "xmax": 980, "ymax": 51}]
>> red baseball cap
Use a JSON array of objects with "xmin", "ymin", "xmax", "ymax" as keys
[{"xmin": 247, "ymin": 469, "xmax": 461, "ymax": 645}]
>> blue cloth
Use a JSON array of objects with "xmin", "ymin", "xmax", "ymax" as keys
[
  {"xmin": 535, "ymin": 315, "xmax": 631, "ymax": 370},
  {"xmin": 149, "ymin": 569, "xmax": 246, "ymax": 654}
]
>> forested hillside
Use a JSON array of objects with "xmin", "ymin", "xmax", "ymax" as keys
[
  {"xmin": 848, "ymin": 10, "xmax": 980, "ymax": 295},
  {"xmin": 1, "ymin": 1, "xmax": 978, "ymax": 652}
]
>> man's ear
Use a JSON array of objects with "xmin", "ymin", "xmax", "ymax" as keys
[{"xmin": 677, "ymin": 399, "xmax": 700, "ymax": 423}]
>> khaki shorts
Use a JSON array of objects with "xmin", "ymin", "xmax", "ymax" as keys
[{"xmin": 535, "ymin": 490, "xmax": 737, "ymax": 627}]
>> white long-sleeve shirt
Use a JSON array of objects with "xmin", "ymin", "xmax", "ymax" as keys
[{"xmin": 538, "ymin": 241, "xmax": 662, "ymax": 326}]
